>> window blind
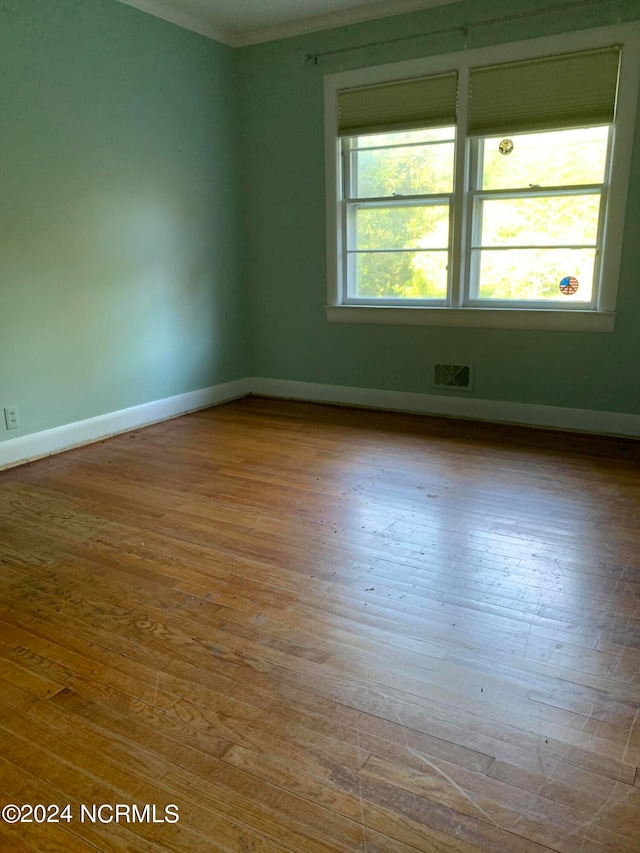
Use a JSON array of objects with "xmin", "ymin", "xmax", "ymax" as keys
[
  {"xmin": 338, "ymin": 72, "xmax": 458, "ymax": 137},
  {"xmin": 468, "ymin": 47, "xmax": 621, "ymax": 137}
]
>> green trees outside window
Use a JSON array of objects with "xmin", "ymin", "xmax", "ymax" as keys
[{"xmin": 346, "ymin": 125, "xmax": 608, "ymax": 302}]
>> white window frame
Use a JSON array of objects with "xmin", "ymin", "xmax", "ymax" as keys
[
  {"xmin": 324, "ymin": 24, "xmax": 640, "ymax": 331},
  {"xmin": 343, "ymin": 131, "xmax": 455, "ymax": 305}
]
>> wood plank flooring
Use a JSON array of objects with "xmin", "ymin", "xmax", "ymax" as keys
[{"xmin": 0, "ymin": 396, "xmax": 639, "ymax": 852}]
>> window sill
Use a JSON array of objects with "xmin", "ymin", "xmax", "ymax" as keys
[{"xmin": 325, "ymin": 305, "xmax": 616, "ymax": 332}]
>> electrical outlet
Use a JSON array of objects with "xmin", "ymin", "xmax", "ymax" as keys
[
  {"xmin": 4, "ymin": 406, "xmax": 19, "ymax": 430},
  {"xmin": 390, "ymin": 369, "xmax": 399, "ymax": 386}
]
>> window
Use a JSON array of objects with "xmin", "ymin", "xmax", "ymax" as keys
[
  {"xmin": 344, "ymin": 126, "xmax": 455, "ymax": 301},
  {"xmin": 325, "ymin": 25, "xmax": 640, "ymax": 330},
  {"xmin": 468, "ymin": 125, "xmax": 608, "ymax": 305}
]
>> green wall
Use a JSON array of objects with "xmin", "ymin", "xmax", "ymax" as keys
[
  {"xmin": 2, "ymin": 0, "xmax": 639, "ymax": 448},
  {"xmin": 238, "ymin": 0, "xmax": 640, "ymax": 414},
  {"xmin": 0, "ymin": 0, "xmax": 246, "ymax": 442}
]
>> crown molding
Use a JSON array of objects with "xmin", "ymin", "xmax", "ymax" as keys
[
  {"xmin": 117, "ymin": 0, "xmax": 460, "ymax": 48},
  {"xmin": 230, "ymin": 0, "xmax": 459, "ymax": 48},
  {"xmin": 116, "ymin": 0, "xmax": 234, "ymax": 45}
]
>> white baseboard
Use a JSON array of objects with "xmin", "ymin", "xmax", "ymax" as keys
[
  {"xmin": 0, "ymin": 378, "xmax": 250, "ymax": 471},
  {"xmin": 250, "ymin": 377, "xmax": 640, "ymax": 438},
  {"xmin": 2, "ymin": 375, "xmax": 637, "ymax": 471}
]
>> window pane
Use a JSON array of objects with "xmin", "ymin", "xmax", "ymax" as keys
[
  {"xmin": 474, "ymin": 248, "xmax": 595, "ymax": 301},
  {"xmin": 481, "ymin": 127, "xmax": 609, "ymax": 190},
  {"xmin": 354, "ymin": 135, "xmax": 454, "ymax": 197},
  {"xmin": 355, "ymin": 204, "xmax": 449, "ymax": 250},
  {"xmin": 355, "ymin": 127, "xmax": 454, "ymax": 148},
  {"xmin": 477, "ymin": 194, "xmax": 600, "ymax": 247},
  {"xmin": 352, "ymin": 251, "xmax": 448, "ymax": 299}
]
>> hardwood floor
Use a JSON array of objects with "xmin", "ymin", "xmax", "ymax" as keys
[{"xmin": 0, "ymin": 396, "xmax": 639, "ymax": 852}]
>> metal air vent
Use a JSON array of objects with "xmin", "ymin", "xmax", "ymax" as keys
[{"xmin": 433, "ymin": 363, "xmax": 472, "ymax": 390}]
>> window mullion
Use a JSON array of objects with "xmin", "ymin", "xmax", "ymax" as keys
[
  {"xmin": 341, "ymin": 139, "xmax": 353, "ymax": 300},
  {"xmin": 595, "ymin": 125, "xmax": 614, "ymax": 310},
  {"xmin": 470, "ymin": 183, "xmax": 604, "ymax": 200},
  {"xmin": 351, "ymin": 139, "xmax": 454, "ymax": 153},
  {"xmin": 343, "ymin": 138, "xmax": 353, "ymax": 199},
  {"xmin": 461, "ymin": 153, "xmax": 480, "ymax": 305},
  {"xmin": 351, "ymin": 194, "xmax": 452, "ymax": 207},
  {"xmin": 450, "ymin": 66, "xmax": 470, "ymax": 308},
  {"xmin": 468, "ymin": 138, "xmax": 486, "ymax": 302}
]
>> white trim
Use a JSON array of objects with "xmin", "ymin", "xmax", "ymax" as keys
[
  {"xmin": 115, "ymin": 0, "xmax": 233, "ymax": 44},
  {"xmin": 231, "ymin": 0, "xmax": 459, "ymax": 48},
  {"xmin": 324, "ymin": 24, "xmax": 640, "ymax": 325},
  {"xmin": 0, "ymin": 379, "xmax": 250, "ymax": 471},
  {"xmin": 597, "ymin": 32, "xmax": 640, "ymax": 311},
  {"xmin": 326, "ymin": 305, "xmax": 616, "ymax": 331},
  {"xmin": 115, "ymin": 0, "xmax": 459, "ymax": 47},
  {"xmin": 250, "ymin": 378, "xmax": 640, "ymax": 438},
  {"xmin": 2, "ymin": 376, "xmax": 638, "ymax": 471}
]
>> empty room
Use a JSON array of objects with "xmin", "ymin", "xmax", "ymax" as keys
[{"xmin": 1, "ymin": 0, "xmax": 640, "ymax": 851}]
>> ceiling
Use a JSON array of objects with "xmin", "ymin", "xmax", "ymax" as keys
[{"xmin": 116, "ymin": 0, "xmax": 458, "ymax": 47}]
